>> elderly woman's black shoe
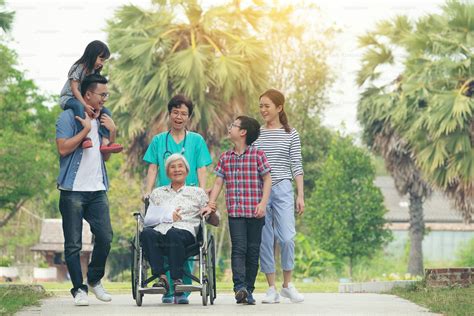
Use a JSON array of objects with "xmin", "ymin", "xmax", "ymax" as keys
[{"xmin": 153, "ymin": 276, "xmax": 170, "ymax": 294}]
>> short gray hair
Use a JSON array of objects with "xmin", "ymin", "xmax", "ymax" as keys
[{"xmin": 165, "ymin": 153, "xmax": 190, "ymax": 174}]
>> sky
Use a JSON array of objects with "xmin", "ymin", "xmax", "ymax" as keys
[{"xmin": 6, "ymin": 0, "xmax": 446, "ymax": 136}]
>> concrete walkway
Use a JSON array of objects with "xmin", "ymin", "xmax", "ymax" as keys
[{"xmin": 17, "ymin": 293, "xmax": 439, "ymax": 315}]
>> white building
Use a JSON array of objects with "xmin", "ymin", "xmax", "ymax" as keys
[{"xmin": 376, "ymin": 176, "xmax": 474, "ymax": 262}]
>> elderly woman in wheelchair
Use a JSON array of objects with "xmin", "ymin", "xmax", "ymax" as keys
[{"xmin": 133, "ymin": 153, "xmax": 218, "ymax": 306}]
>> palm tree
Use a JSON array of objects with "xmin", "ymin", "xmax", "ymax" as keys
[
  {"xmin": 356, "ymin": 16, "xmax": 433, "ymax": 274},
  {"xmin": 358, "ymin": 1, "xmax": 473, "ymax": 216},
  {"xmin": 358, "ymin": 0, "xmax": 474, "ymax": 273},
  {"xmin": 358, "ymin": 87, "xmax": 432, "ymax": 275},
  {"xmin": 396, "ymin": 1, "xmax": 473, "ymax": 222},
  {"xmin": 106, "ymin": 0, "xmax": 269, "ymax": 168}
]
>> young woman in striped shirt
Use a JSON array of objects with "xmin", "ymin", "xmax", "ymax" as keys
[{"xmin": 253, "ymin": 89, "xmax": 305, "ymax": 304}]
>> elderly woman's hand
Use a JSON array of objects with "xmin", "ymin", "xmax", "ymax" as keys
[
  {"xmin": 172, "ymin": 208, "xmax": 182, "ymax": 222},
  {"xmin": 208, "ymin": 201, "xmax": 217, "ymax": 211}
]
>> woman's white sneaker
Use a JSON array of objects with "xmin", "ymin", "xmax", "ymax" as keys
[
  {"xmin": 280, "ymin": 283, "xmax": 304, "ymax": 303},
  {"xmin": 261, "ymin": 286, "xmax": 280, "ymax": 304},
  {"xmin": 74, "ymin": 289, "xmax": 89, "ymax": 306},
  {"xmin": 87, "ymin": 281, "xmax": 112, "ymax": 302}
]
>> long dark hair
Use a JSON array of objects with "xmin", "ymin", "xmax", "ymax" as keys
[
  {"xmin": 259, "ymin": 89, "xmax": 291, "ymax": 133},
  {"xmin": 69, "ymin": 40, "xmax": 110, "ymax": 76}
]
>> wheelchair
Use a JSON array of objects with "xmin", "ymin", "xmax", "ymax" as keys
[{"xmin": 130, "ymin": 199, "xmax": 217, "ymax": 306}]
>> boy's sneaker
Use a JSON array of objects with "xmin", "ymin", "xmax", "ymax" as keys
[
  {"xmin": 174, "ymin": 293, "xmax": 189, "ymax": 304},
  {"xmin": 87, "ymin": 281, "xmax": 112, "ymax": 302},
  {"xmin": 82, "ymin": 137, "xmax": 93, "ymax": 149},
  {"xmin": 162, "ymin": 295, "xmax": 174, "ymax": 304},
  {"xmin": 74, "ymin": 288, "xmax": 89, "ymax": 306},
  {"xmin": 100, "ymin": 143, "xmax": 123, "ymax": 154},
  {"xmin": 246, "ymin": 293, "xmax": 256, "ymax": 305},
  {"xmin": 280, "ymin": 283, "xmax": 304, "ymax": 303},
  {"xmin": 235, "ymin": 287, "xmax": 248, "ymax": 304},
  {"xmin": 262, "ymin": 286, "xmax": 280, "ymax": 304}
]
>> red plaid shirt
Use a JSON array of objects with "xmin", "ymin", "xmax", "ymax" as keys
[{"xmin": 215, "ymin": 145, "xmax": 271, "ymax": 218}]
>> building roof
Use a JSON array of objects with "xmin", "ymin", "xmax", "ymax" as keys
[
  {"xmin": 375, "ymin": 176, "xmax": 465, "ymax": 223},
  {"xmin": 31, "ymin": 219, "xmax": 93, "ymax": 252}
]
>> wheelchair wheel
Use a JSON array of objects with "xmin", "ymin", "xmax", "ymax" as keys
[
  {"xmin": 136, "ymin": 252, "xmax": 147, "ymax": 306},
  {"xmin": 201, "ymin": 279, "xmax": 208, "ymax": 306},
  {"xmin": 131, "ymin": 236, "xmax": 144, "ymax": 306},
  {"xmin": 207, "ymin": 233, "xmax": 216, "ymax": 305},
  {"xmin": 201, "ymin": 245, "xmax": 209, "ymax": 306},
  {"xmin": 135, "ymin": 280, "xmax": 143, "ymax": 306},
  {"xmin": 131, "ymin": 237, "xmax": 138, "ymax": 299}
]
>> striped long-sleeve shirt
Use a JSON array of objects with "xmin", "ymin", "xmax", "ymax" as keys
[{"xmin": 253, "ymin": 127, "xmax": 303, "ymax": 185}]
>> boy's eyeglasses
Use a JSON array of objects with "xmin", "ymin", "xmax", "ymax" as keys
[
  {"xmin": 92, "ymin": 92, "xmax": 110, "ymax": 100},
  {"xmin": 228, "ymin": 123, "xmax": 241, "ymax": 129}
]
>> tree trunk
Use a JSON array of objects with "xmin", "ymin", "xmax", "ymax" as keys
[
  {"xmin": 407, "ymin": 193, "xmax": 424, "ymax": 276},
  {"xmin": 0, "ymin": 200, "xmax": 25, "ymax": 228}
]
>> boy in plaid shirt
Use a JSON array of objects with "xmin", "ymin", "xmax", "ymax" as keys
[{"xmin": 203, "ymin": 116, "xmax": 272, "ymax": 305}]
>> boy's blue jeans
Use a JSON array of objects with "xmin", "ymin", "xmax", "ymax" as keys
[
  {"xmin": 228, "ymin": 216, "xmax": 265, "ymax": 294},
  {"xmin": 64, "ymin": 98, "xmax": 111, "ymax": 139}
]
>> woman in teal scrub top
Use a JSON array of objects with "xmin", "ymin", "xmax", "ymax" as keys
[{"xmin": 143, "ymin": 94, "xmax": 212, "ymax": 304}]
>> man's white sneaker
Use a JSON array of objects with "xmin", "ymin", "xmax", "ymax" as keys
[
  {"xmin": 74, "ymin": 288, "xmax": 89, "ymax": 306},
  {"xmin": 87, "ymin": 281, "xmax": 112, "ymax": 302},
  {"xmin": 261, "ymin": 286, "xmax": 280, "ymax": 304},
  {"xmin": 280, "ymin": 283, "xmax": 304, "ymax": 303}
]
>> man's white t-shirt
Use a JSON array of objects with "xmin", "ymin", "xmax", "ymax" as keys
[{"xmin": 73, "ymin": 119, "xmax": 106, "ymax": 191}]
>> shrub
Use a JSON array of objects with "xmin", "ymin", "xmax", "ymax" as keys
[
  {"xmin": 294, "ymin": 233, "xmax": 339, "ymax": 279},
  {"xmin": 456, "ymin": 237, "xmax": 474, "ymax": 266},
  {"xmin": 0, "ymin": 256, "xmax": 13, "ymax": 267}
]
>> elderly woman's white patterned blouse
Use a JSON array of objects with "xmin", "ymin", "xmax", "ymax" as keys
[{"xmin": 149, "ymin": 185, "xmax": 208, "ymax": 238}]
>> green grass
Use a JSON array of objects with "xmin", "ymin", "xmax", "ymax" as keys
[
  {"xmin": 0, "ymin": 285, "xmax": 50, "ymax": 315},
  {"xmin": 391, "ymin": 282, "xmax": 474, "ymax": 316}
]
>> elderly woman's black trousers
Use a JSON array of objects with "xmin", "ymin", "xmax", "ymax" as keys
[{"xmin": 140, "ymin": 227, "xmax": 195, "ymax": 280}]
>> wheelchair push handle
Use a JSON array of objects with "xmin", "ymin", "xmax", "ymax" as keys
[
  {"xmin": 133, "ymin": 196, "xmax": 150, "ymax": 218},
  {"xmin": 144, "ymin": 196, "xmax": 150, "ymax": 212}
]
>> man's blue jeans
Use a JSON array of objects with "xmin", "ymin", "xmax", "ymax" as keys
[{"xmin": 59, "ymin": 190, "xmax": 113, "ymax": 296}]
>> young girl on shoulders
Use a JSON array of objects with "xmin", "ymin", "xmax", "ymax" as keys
[{"xmin": 59, "ymin": 40, "xmax": 122, "ymax": 153}]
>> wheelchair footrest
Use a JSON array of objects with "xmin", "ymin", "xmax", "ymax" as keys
[
  {"xmin": 175, "ymin": 284, "xmax": 202, "ymax": 292},
  {"xmin": 139, "ymin": 287, "xmax": 167, "ymax": 294}
]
